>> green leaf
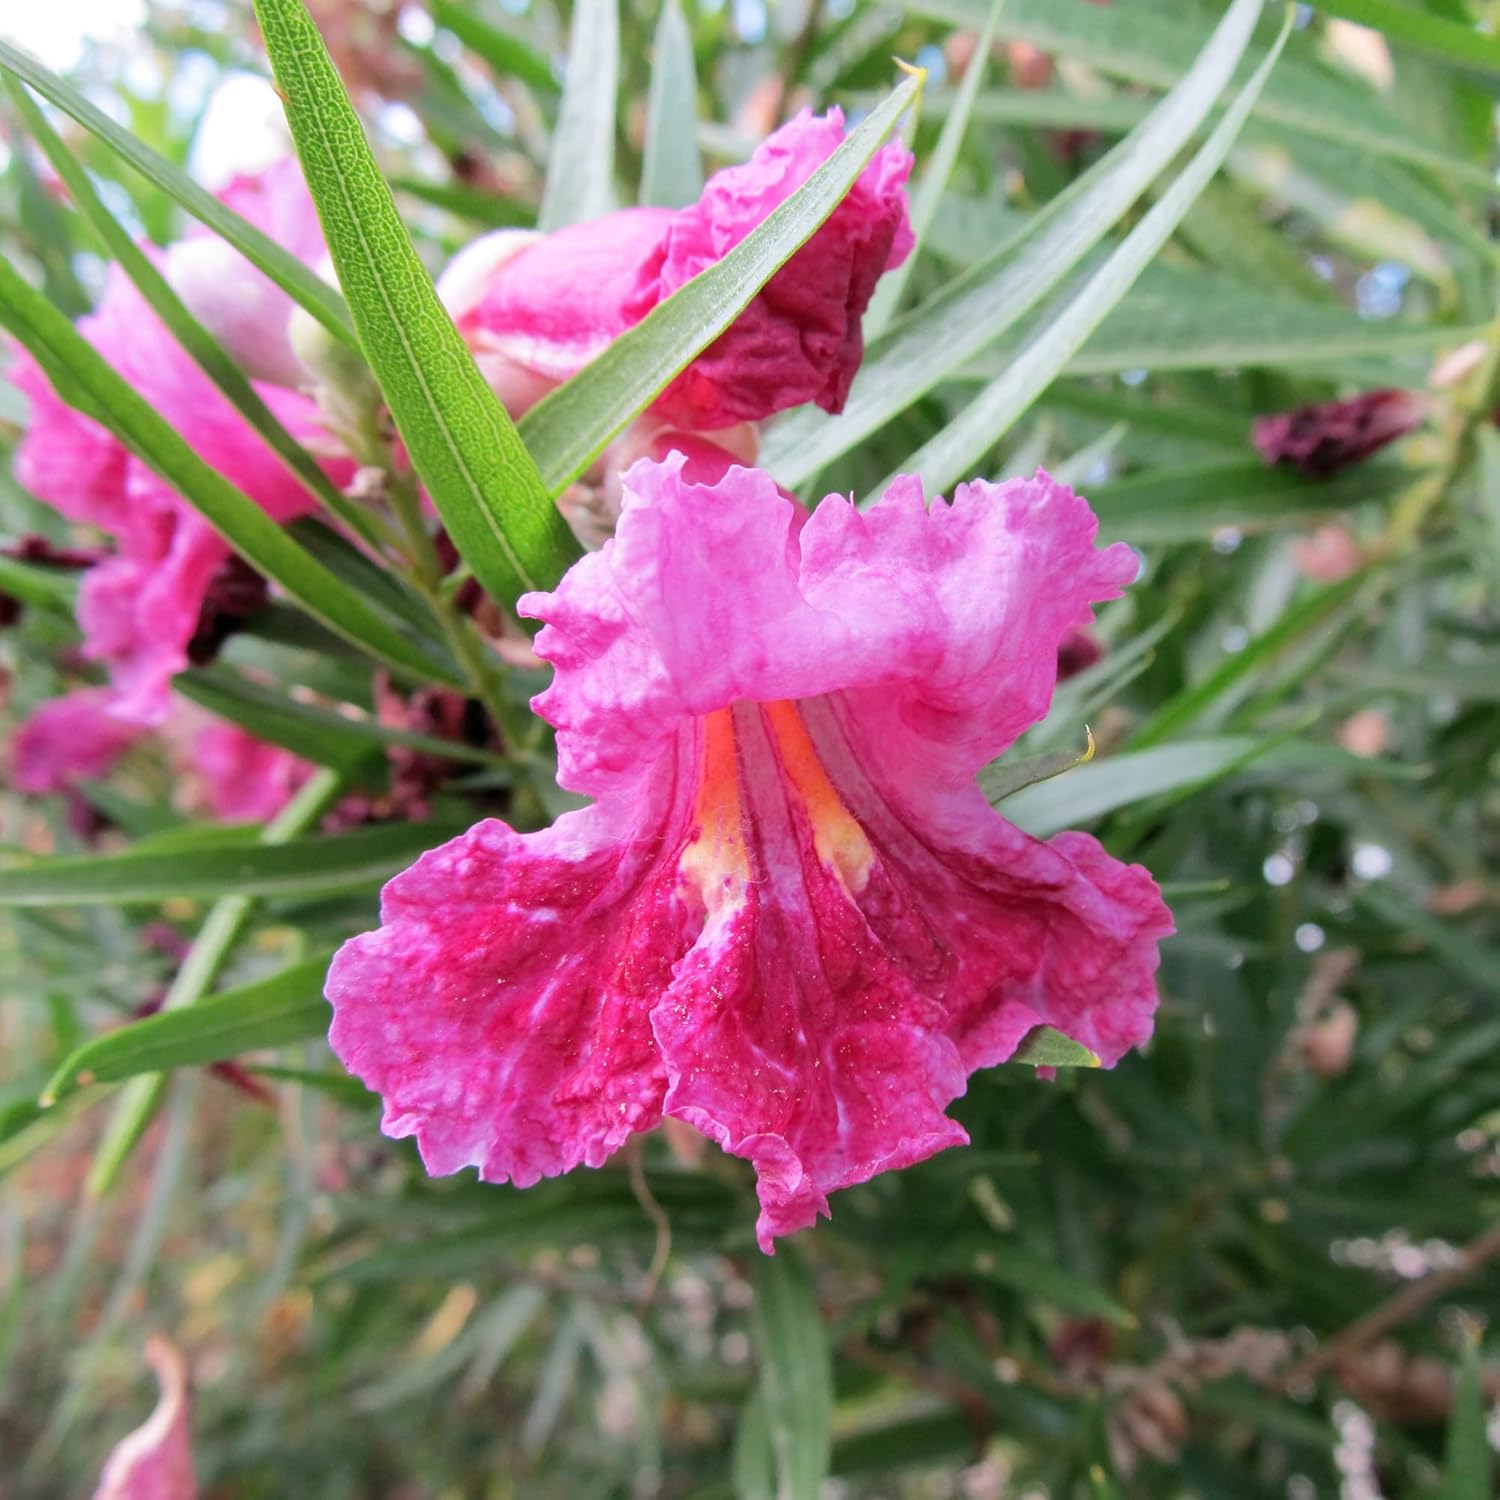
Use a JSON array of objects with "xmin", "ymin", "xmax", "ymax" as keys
[
  {"xmin": 0, "ymin": 39, "xmax": 356, "ymax": 349},
  {"xmin": 1442, "ymin": 1338, "xmax": 1491, "ymax": 1500},
  {"xmin": 538, "ymin": 0, "xmax": 618, "ymax": 231},
  {"xmin": 910, "ymin": 0, "xmax": 1492, "ymax": 187},
  {"xmin": 997, "ymin": 735, "xmax": 1415, "ymax": 839},
  {"xmin": 0, "ymin": 821, "xmax": 462, "ymax": 906},
  {"xmin": 516, "ymin": 64, "xmax": 925, "ymax": 495},
  {"xmin": 427, "ymin": 0, "xmax": 557, "ymax": 93},
  {"xmin": 754, "ymin": 1244, "xmax": 833, "ymax": 1500},
  {"xmin": 980, "ymin": 728, "xmax": 1096, "ymax": 803},
  {"xmin": 731, "ymin": 1389, "xmax": 776, "ymax": 1500},
  {"xmin": 957, "ymin": 263, "xmax": 1480, "ymax": 383},
  {"xmin": 0, "ymin": 552, "xmax": 78, "ymax": 612},
  {"xmin": 640, "ymin": 0, "xmax": 703, "ymax": 210},
  {"xmin": 885, "ymin": 10, "xmax": 1292, "ymax": 496},
  {"xmin": 1010, "ymin": 1026, "xmax": 1101, "ymax": 1068},
  {"xmin": 4, "ymin": 77, "xmax": 383, "ymax": 552},
  {"xmin": 253, "ymin": 0, "xmax": 583, "ymax": 613},
  {"xmin": 0, "ymin": 254, "xmax": 464, "ymax": 688},
  {"xmin": 1315, "ymin": 0, "xmax": 1500, "ymax": 75},
  {"xmin": 762, "ymin": 0, "xmax": 1268, "ymax": 491},
  {"xmin": 975, "ymin": 1245, "xmax": 1134, "ymax": 1326},
  {"xmin": 865, "ymin": 0, "xmax": 1005, "ymax": 337},
  {"xmin": 41, "ymin": 956, "xmax": 333, "ymax": 1106},
  {"xmin": 175, "ymin": 666, "xmax": 512, "ymax": 771}
]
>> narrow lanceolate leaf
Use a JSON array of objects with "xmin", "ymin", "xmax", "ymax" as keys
[
  {"xmin": 865, "ymin": 0, "xmax": 1005, "ymax": 337},
  {"xmin": 253, "ymin": 0, "xmax": 582, "ymax": 610},
  {"xmin": 761, "ymin": 0, "xmax": 1266, "ymax": 491},
  {"xmin": 997, "ymin": 736, "xmax": 1415, "ymax": 839},
  {"xmin": 517, "ymin": 66, "xmax": 925, "ymax": 494},
  {"xmin": 540, "ymin": 0, "xmax": 619, "ymax": 229},
  {"xmin": 1442, "ymin": 1340, "xmax": 1490, "ymax": 1500},
  {"xmin": 0, "ymin": 254, "xmax": 462, "ymax": 688},
  {"xmin": 0, "ymin": 40, "xmax": 355, "ymax": 348},
  {"xmin": 754, "ymin": 1246, "xmax": 833, "ymax": 1500},
  {"xmin": 4, "ymin": 79, "xmax": 382, "ymax": 550},
  {"xmin": 883, "ymin": 11, "xmax": 1293, "ymax": 497},
  {"xmin": 980, "ymin": 727, "xmax": 1095, "ymax": 804},
  {"xmin": 427, "ymin": 0, "xmax": 557, "ymax": 93},
  {"xmin": 1010, "ymin": 1026, "xmax": 1101, "ymax": 1068},
  {"xmin": 909, "ymin": 0, "xmax": 1491, "ymax": 187},
  {"xmin": 41, "ymin": 957, "xmax": 333, "ymax": 1106},
  {"xmin": 0, "ymin": 821, "xmax": 462, "ymax": 906},
  {"xmin": 640, "ymin": 0, "xmax": 703, "ymax": 210}
]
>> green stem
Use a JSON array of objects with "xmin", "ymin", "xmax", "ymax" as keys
[{"xmin": 85, "ymin": 768, "xmax": 346, "ymax": 1196}]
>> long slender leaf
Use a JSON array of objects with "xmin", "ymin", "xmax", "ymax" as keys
[
  {"xmin": 883, "ymin": 11, "xmax": 1293, "ymax": 496},
  {"xmin": 0, "ymin": 254, "xmax": 464, "ymax": 687},
  {"xmin": 910, "ymin": 0, "xmax": 1492, "ymax": 187},
  {"xmin": 427, "ymin": 0, "xmax": 557, "ymax": 92},
  {"xmin": 516, "ymin": 66, "xmax": 925, "ymax": 494},
  {"xmin": 0, "ymin": 821, "xmax": 463, "ymax": 906},
  {"xmin": 866, "ymin": 0, "xmax": 1004, "ymax": 337},
  {"xmin": 754, "ymin": 1245, "xmax": 833, "ymax": 1500},
  {"xmin": 41, "ymin": 957, "xmax": 333, "ymax": 1105},
  {"xmin": 640, "ymin": 0, "xmax": 703, "ymax": 210},
  {"xmin": 254, "ymin": 0, "xmax": 583, "ymax": 610},
  {"xmin": 1441, "ymin": 1339, "xmax": 1490, "ymax": 1500},
  {"xmin": 0, "ymin": 39, "xmax": 356, "ymax": 348},
  {"xmin": 761, "ymin": 0, "xmax": 1267, "ymax": 490},
  {"xmin": 538, "ymin": 0, "xmax": 619, "ymax": 231},
  {"xmin": 4, "ymin": 78, "xmax": 383, "ymax": 551}
]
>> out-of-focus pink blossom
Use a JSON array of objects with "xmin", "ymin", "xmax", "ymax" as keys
[
  {"xmin": 189, "ymin": 720, "xmax": 314, "ymax": 823},
  {"xmin": 93, "ymin": 1337, "xmax": 197, "ymax": 1500},
  {"xmin": 326, "ymin": 458, "xmax": 1172, "ymax": 1251},
  {"xmin": 441, "ymin": 109, "xmax": 912, "ymax": 432},
  {"xmin": 1287, "ymin": 523, "xmax": 1364, "ymax": 583},
  {"xmin": 1252, "ymin": 389, "xmax": 1427, "ymax": 478},
  {"xmin": 11, "ymin": 689, "xmax": 144, "ymax": 794},
  {"xmin": 9, "ymin": 159, "xmax": 350, "ymax": 725}
]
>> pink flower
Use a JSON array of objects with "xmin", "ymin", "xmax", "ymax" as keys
[
  {"xmin": 442, "ymin": 109, "xmax": 912, "ymax": 430},
  {"xmin": 9, "ymin": 159, "xmax": 348, "ymax": 725},
  {"xmin": 93, "ymin": 1337, "xmax": 197, "ymax": 1500},
  {"xmin": 326, "ymin": 460, "xmax": 1172, "ymax": 1251},
  {"xmin": 1252, "ymin": 389, "xmax": 1427, "ymax": 478},
  {"xmin": 11, "ymin": 689, "xmax": 144, "ymax": 794},
  {"xmin": 188, "ymin": 720, "xmax": 313, "ymax": 823}
]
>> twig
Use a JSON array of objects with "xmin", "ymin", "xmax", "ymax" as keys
[{"xmin": 1283, "ymin": 1219, "xmax": 1500, "ymax": 1387}]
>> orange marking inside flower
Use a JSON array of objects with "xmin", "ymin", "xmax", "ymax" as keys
[
  {"xmin": 680, "ymin": 708, "xmax": 751, "ymax": 912},
  {"xmin": 762, "ymin": 700, "xmax": 874, "ymax": 894}
]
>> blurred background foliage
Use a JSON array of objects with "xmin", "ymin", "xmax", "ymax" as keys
[{"xmin": 0, "ymin": 0, "xmax": 1498, "ymax": 1496}]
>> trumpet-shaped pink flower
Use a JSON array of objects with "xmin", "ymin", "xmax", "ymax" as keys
[
  {"xmin": 329, "ymin": 461, "xmax": 1171, "ymax": 1249},
  {"xmin": 442, "ymin": 109, "xmax": 912, "ymax": 431},
  {"xmin": 9, "ymin": 159, "xmax": 347, "ymax": 724}
]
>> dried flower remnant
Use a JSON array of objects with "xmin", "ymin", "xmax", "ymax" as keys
[
  {"xmin": 1252, "ymin": 389, "xmax": 1427, "ymax": 478},
  {"xmin": 326, "ymin": 458, "xmax": 1171, "ymax": 1251}
]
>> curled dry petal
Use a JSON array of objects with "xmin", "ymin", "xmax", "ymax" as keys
[{"xmin": 328, "ymin": 459, "xmax": 1172, "ymax": 1250}]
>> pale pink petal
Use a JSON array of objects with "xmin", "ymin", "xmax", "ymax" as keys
[
  {"xmin": 189, "ymin": 721, "xmax": 314, "ymax": 822},
  {"xmin": 11, "ymin": 689, "xmax": 144, "ymax": 794},
  {"xmin": 94, "ymin": 1337, "xmax": 197, "ymax": 1500}
]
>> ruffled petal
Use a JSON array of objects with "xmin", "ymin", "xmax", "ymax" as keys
[
  {"xmin": 523, "ymin": 457, "xmax": 1137, "ymax": 796},
  {"xmin": 11, "ymin": 689, "xmax": 144, "ymax": 794},
  {"xmin": 326, "ymin": 780, "xmax": 694, "ymax": 1185},
  {"xmin": 446, "ymin": 110, "xmax": 912, "ymax": 429}
]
